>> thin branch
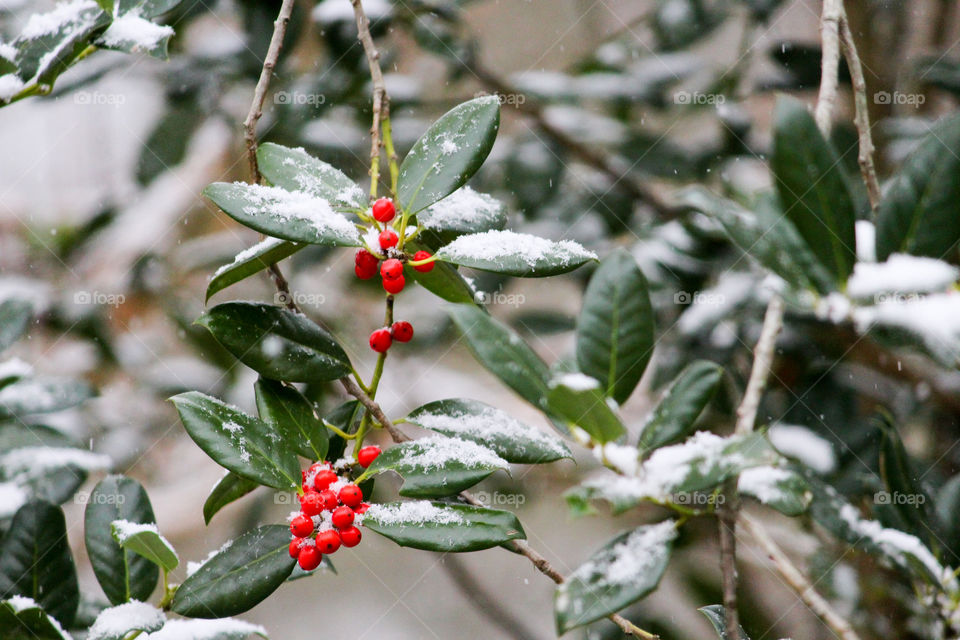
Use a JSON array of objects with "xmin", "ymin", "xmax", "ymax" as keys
[
  {"xmin": 741, "ymin": 514, "xmax": 863, "ymax": 640},
  {"xmin": 839, "ymin": 11, "xmax": 882, "ymax": 210},
  {"xmin": 815, "ymin": 0, "xmax": 844, "ymax": 135},
  {"xmin": 339, "ymin": 375, "xmax": 409, "ymax": 443},
  {"xmin": 350, "ymin": 0, "xmax": 389, "ymax": 198},
  {"xmin": 734, "ymin": 295, "xmax": 786, "ymax": 435}
]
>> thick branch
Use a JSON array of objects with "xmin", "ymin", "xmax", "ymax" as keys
[{"xmin": 815, "ymin": 0, "xmax": 844, "ymax": 135}]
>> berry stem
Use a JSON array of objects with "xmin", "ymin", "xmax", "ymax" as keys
[
  {"xmin": 324, "ymin": 419, "xmax": 358, "ymax": 440},
  {"xmin": 354, "ymin": 294, "xmax": 394, "ymax": 456},
  {"xmin": 382, "ymin": 115, "xmax": 400, "ymax": 195},
  {"xmin": 407, "ymin": 254, "xmax": 436, "ymax": 267}
]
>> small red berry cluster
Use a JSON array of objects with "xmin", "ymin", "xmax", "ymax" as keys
[
  {"xmin": 354, "ymin": 198, "xmax": 435, "ymax": 354},
  {"xmin": 288, "ymin": 445, "xmax": 382, "ymax": 571}
]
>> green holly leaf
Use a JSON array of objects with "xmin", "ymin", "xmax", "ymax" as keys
[
  {"xmin": 111, "ymin": 520, "xmax": 178, "ymax": 572},
  {"xmin": 257, "ymin": 142, "xmax": 366, "ymax": 209},
  {"xmin": 362, "ymin": 501, "xmax": 525, "ymax": 552},
  {"xmin": 436, "ymin": 230, "xmax": 597, "ymax": 277},
  {"xmin": 206, "ymin": 239, "xmax": 304, "ymax": 302}
]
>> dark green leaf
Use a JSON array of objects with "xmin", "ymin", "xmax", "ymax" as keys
[
  {"xmin": 737, "ymin": 466, "xmax": 811, "ymax": 516},
  {"xmin": 405, "ymin": 242, "xmax": 478, "ymax": 305},
  {"xmin": 448, "ymin": 304, "xmax": 552, "ymax": 409},
  {"xmin": 203, "ymin": 472, "xmax": 259, "ymax": 525},
  {"xmin": 436, "ymin": 230, "xmax": 597, "ymax": 277},
  {"xmin": 547, "ymin": 374, "xmax": 625, "ymax": 444},
  {"xmin": 171, "ymin": 525, "xmax": 295, "ymax": 618},
  {"xmin": 362, "ymin": 437, "xmax": 508, "ymax": 497},
  {"xmin": 637, "ymin": 360, "xmax": 723, "ymax": 452},
  {"xmin": 397, "ymin": 96, "xmax": 500, "ymax": 214},
  {"xmin": 0, "ymin": 501, "xmax": 79, "ymax": 627},
  {"xmin": 206, "ymin": 239, "xmax": 304, "ymax": 302},
  {"xmin": 418, "ymin": 186, "xmax": 507, "ymax": 239},
  {"xmin": 170, "ymin": 391, "xmax": 301, "ymax": 490},
  {"xmin": 116, "ymin": 0, "xmax": 183, "ymax": 18},
  {"xmin": 255, "ymin": 378, "xmax": 328, "ymax": 460},
  {"xmin": 111, "ymin": 521, "xmax": 178, "ymax": 572},
  {"xmin": 257, "ymin": 143, "xmax": 366, "ymax": 209},
  {"xmin": 555, "ymin": 521, "xmax": 677, "ymax": 632},
  {"xmin": 406, "ymin": 398, "xmax": 570, "ymax": 464},
  {"xmin": 197, "ymin": 302, "xmax": 351, "ymax": 382},
  {"xmin": 0, "ymin": 599, "xmax": 71, "ymax": 640},
  {"xmin": 877, "ymin": 415, "xmax": 937, "ymax": 549},
  {"xmin": 362, "ymin": 501, "xmax": 525, "ymax": 551},
  {"xmin": 12, "ymin": 4, "xmax": 110, "ymax": 88},
  {"xmin": 772, "ymin": 96, "xmax": 857, "ymax": 282},
  {"xmin": 937, "ymin": 473, "xmax": 960, "ymax": 558},
  {"xmin": 0, "ymin": 377, "xmax": 92, "ymax": 418},
  {"xmin": 699, "ymin": 605, "xmax": 752, "ymax": 640},
  {"xmin": 87, "ymin": 602, "xmax": 165, "ymax": 640},
  {"xmin": 85, "ymin": 476, "xmax": 160, "ymax": 605},
  {"xmin": 0, "ymin": 299, "xmax": 31, "ymax": 353},
  {"xmin": 875, "ymin": 113, "xmax": 960, "ymax": 261},
  {"xmin": 203, "ymin": 182, "xmax": 361, "ymax": 247},
  {"xmin": 576, "ymin": 249, "xmax": 653, "ymax": 404}
]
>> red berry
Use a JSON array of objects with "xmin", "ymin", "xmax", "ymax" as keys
[
  {"xmin": 369, "ymin": 328, "xmax": 392, "ymax": 353},
  {"xmin": 354, "ymin": 250, "xmax": 378, "ymax": 280},
  {"xmin": 313, "ymin": 469, "xmax": 337, "ymax": 491},
  {"xmin": 391, "ymin": 321, "xmax": 413, "ymax": 343},
  {"xmin": 331, "ymin": 505, "xmax": 355, "ymax": 529},
  {"xmin": 380, "ymin": 258, "xmax": 403, "ymax": 280},
  {"xmin": 357, "ymin": 446, "xmax": 381, "ymax": 468},
  {"xmin": 300, "ymin": 491, "xmax": 324, "ymax": 516},
  {"xmin": 338, "ymin": 484, "xmax": 363, "ymax": 508},
  {"xmin": 354, "ymin": 502, "xmax": 371, "ymax": 515},
  {"xmin": 339, "ymin": 525, "xmax": 362, "ymax": 547},
  {"xmin": 318, "ymin": 489, "xmax": 339, "ymax": 511},
  {"xmin": 383, "ymin": 274, "xmax": 405, "ymax": 295},
  {"xmin": 412, "ymin": 250, "xmax": 434, "ymax": 273},
  {"xmin": 316, "ymin": 529, "xmax": 342, "ymax": 554},
  {"xmin": 379, "ymin": 229, "xmax": 398, "ymax": 250},
  {"xmin": 372, "ymin": 198, "xmax": 396, "ymax": 223},
  {"xmin": 297, "ymin": 545, "xmax": 322, "ymax": 570},
  {"xmin": 289, "ymin": 538, "xmax": 304, "ymax": 558},
  {"xmin": 290, "ymin": 514, "xmax": 314, "ymax": 538}
]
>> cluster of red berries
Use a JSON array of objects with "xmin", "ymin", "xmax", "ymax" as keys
[
  {"xmin": 354, "ymin": 198, "xmax": 434, "ymax": 353},
  {"xmin": 288, "ymin": 445, "xmax": 382, "ymax": 571}
]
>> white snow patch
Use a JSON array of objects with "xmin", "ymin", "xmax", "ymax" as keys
[
  {"xmin": 853, "ymin": 292, "xmax": 960, "ymax": 361},
  {"xmin": 846, "ymin": 254, "xmax": 958, "ymax": 299},
  {"xmin": 0, "ymin": 446, "xmax": 110, "ymax": 478},
  {"xmin": 3, "ymin": 595, "xmax": 68, "ymax": 637},
  {"xmin": 0, "ymin": 358, "xmax": 32, "ymax": 379},
  {"xmin": 419, "ymin": 186, "xmax": 503, "ymax": 231},
  {"xmin": 363, "ymin": 500, "xmax": 465, "ymax": 526},
  {"xmin": 0, "ymin": 74, "xmax": 24, "ymax": 102},
  {"xmin": 88, "ymin": 602, "xmax": 165, "ymax": 639},
  {"xmin": 396, "ymin": 435, "xmax": 507, "ymax": 470},
  {"xmin": 212, "ymin": 239, "xmax": 286, "ymax": 279},
  {"xmin": 99, "ymin": 13, "xmax": 173, "ymax": 50},
  {"xmin": 412, "ymin": 404, "xmax": 567, "ymax": 458},
  {"xmin": 738, "ymin": 466, "xmax": 797, "ymax": 505},
  {"xmin": 21, "ymin": 0, "xmax": 99, "ymax": 39},
  {"xmin": 594, "ymin": 442, "xmax": 639, "ymax": 476},
  {"xmin": 552, "ymin": 372, "xmax": 601, "ymax": 392},
  {"xmin": 768, "ymin": 424, "xmax": 836, "ymax": 474},
  {"xmin": 0, "ymin": 482, "xmax": 27, "ymax": 519},
  {"xmin": 855, "ymin": 220, "xmax": 876, "ymax": 262},
  {"xmin": 111, "ymin": 519, "xmax": 161, "ymax": 543},
  {"xmin": 230, "ymin": 183, "xmax": 359, "ymax": 244},
  {"xmin": 143, "ymin": 618, "xmax": 266, "ymax": 640},
  {"xmin": 438, "ymin": 230, "xmax": 596, "ymax": 270},
  {"xmin": 568, "ymin": 521, "xmax": 676, "ymax": 586},
  {"xmin": 312, "ymin": 0, "xmax": 391, "ymax": 22}
]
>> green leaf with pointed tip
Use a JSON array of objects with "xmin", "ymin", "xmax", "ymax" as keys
[
  {"xmin": 576, "ymin": 249, "xmax": 653, "ymax": 404},
  {"xmin": 197, "ymin": 302, "xmax": 351, "ymax": 382},
  {"xmin": 255, "ymin": 378, "xmax": 328, "ymax": 460},
  {"xmin": 547, "ymin": 375, "xmax": 625, "ymax": 444},
  {"xmin": 111, "ymin": 521, "xmax": 178, "ymax": 572},
  {"xmin": 94, "ymin": 13, "xmax": 175, "ymax": 59},
  {"xmin": 85, "ymin": 476, "xmax": 160, "ymax": 605},
  {"xmin": 203, "ymin": 472, "xmax": 259, "ymax": 525},
  {"xmin": 363, "ymin": 437, "xmax": 508, "ymax": 497},
  {"xmin": 397, "ymin": 97, "xmax": 500, "ymax": 214},
  {"xmin": 257, "ymin": 143, "xmax": 366, "ymax": 209},
  {"xmin": 206, "ymin": 239, "xmax": 304, "ymax": 302},
  {"xmin": 0, "ymin": 501, "xmax": 79, "ymax": 627},
  {"xmin": 737, "ymin": 466, "xmax": 811, "ymax": 516},
  {"xmin": 876, "ymin": 114, "xmax": 960, "ymax": 261},
  {"xmin": 12, "ymin": 4, "xmax": 111, "ymax": 87},
  {"xmin": 171, "ymin": 525, "xmax": 295, "ymax": 618},
  {"xmin": 406, "ymin": 398, "xmax": 571, "ymax": 464},
  {"xmin": 448, "ymin": 304, "xmax": 552, "ymax": 409},
  {"xmin": 699, "ymin": 605, "xmax": 751, "ymax": 640},
  {"xmin": 0, "ymin": 377, "xmax": 92, "ymax": 418},
  {"xmin": 436, "ymin": 230, "xmax": 597, "ymax": 277},
  {"xmin": 555, "ymin": 522, "xmax": 676, "ymax": 633},
  {"xmin": 877, "ymin": 415, "xmax": 937, "ymax": 549},
  {"xmin": 116, "ymin": 0, "xmax": 182, "ymax": 18},
  {"xmin": 170, "ymin": 391, "xmax": 301, "ymax": 490},
  {"xmin": 637, "ymin": 360, "xmax": 723, "ymax": 452},
  {"xmin": 0, "ymin": 299, "xmax": 31, "ymax": 353},
  {"xmin": 772, "ymin": 96, "xmax": 857, "ymax": 283},
  {"xmin": 204, "ymin": 182, "xmax": 361, "ymax": 247},
  {"xmin": 0, "ymin": 599, "xmax": 70, "ymax": 640},
  {"xmin": 363, "ymin": 501, "xmax": 525, "ymax": 551}
]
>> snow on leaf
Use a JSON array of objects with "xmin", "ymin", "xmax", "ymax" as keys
[
  {"xmin": 143, "ymin": 618, "xmax": 268, "ymax": 640},
  {"xmin": 88, "ymin": 601, "xmax": 166, "ymax": 640},
  {"xmin": 418, "ymin": 186, "xmax": 505, "ymax": 234},
  {"xmin": 97, "ymin": 12, "xmax": 174, "ymax": 52},
  {"xmin": 361, "ymin": 500, "xmax": 466, "ymax": 526},
  {"xmin": 767, "ymin": 423, "xmax": 836, "ymax": 474},
  {"xmin": 437, "ymin": 230, "xmax": 597, "ymax": 277},
  {"xmin": 846, "ymin": 254, "xmax": 958, "ymax": 300}
]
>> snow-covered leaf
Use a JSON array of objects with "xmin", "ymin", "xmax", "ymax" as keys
[
  {"xmin": 111, "ymin": 520, "xmax": 178, "ymax": 572},
  {"xmin": 94, "ymin": 12, "xmax": 174, "ymax": 58},
  {"xmin": 256, "ymin": 143, "xmax": 366, "ymax": 209},
  {"xmin": 204, "ymin": 182, "xmax": 361, "ymax": 247},
  {"xmin": 206, "ymin": 238, "xmax": 304, "ymax": 302},
  {"xmin": 406, "ymin": 398, "xmax": 570, "ymax": 464},
  {"xmin": 171, "ymin": 525, "xmax": 295, "ymax": 618},
  {"xmin": 0, "ymin": 376, "xmax": 92, "ymax": 418},
  {"xmin": 637, "ymin": 360, "xmax": 723, "ymax": 452},
  {"xmin": 397, "ymin": 96, "xmax": 500, "ymax": 214},
  {"xmin": 0, "ymin": 596, "xmax": 71, "ymax": 640},
  {"xmin": 255, "ymin": 378, "xmax": 328, "ymax": 461},
  {"xmin": 0, "ymin": 298, "xmax": 32, "ymax": 353},
  {"xmin": 554, "ymin": 521, "xmax": 677, "ymax": 632},
  {"xmin": 203, "ymin": 472, "xmax": 258, "ymax": 525},
  {"xmin": 738, "ymin": 466, "xmax": 810, "ymax": 516},
  {"xmin": 361, "ymin": 500, "xmax": 526, "ymax": 552},
  {"xmin": 0, "ymin": 501, "xmax": 79, "ymax": 627},
  {"xmin": 144, "ymin": 618, "xmax": 268, "ymax": 639},
  {"xmin": 197, "ymin": 302, "xmax": 351, "ymax": 382},
  {"xmin": 362, "ymin": 436, "xmax": 509, "ymax": 497},
  {"xmin": 699, "ymin": 605, "xmax": 751, "ymax": 640},
  {"xmin": 547, "ymin": 373, "xmax": 625, "ymax": 444},
  {"xmin": 85, "ymin": 476, "xmax": 160, "ymax": 605},
  {"xmin": 436, "ymin": 230, "xmax": 597, "ymax": 277},
  {"xmin": 170, "ymin": 391, "xmax": 301, "ymax": 490},
  {"xmin": 418, "ymin": 186, "xmax": 506, "ymax": 238},
  {"xmin": 576, "ymin": 249, "xmax": 653, "ymax": 404},
  {"xmin": 88, "ymin": 601, "xmax": 165, "ymax": 640}
]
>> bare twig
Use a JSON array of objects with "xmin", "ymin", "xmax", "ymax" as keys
[
  {"xmin": 815, "ymin": 0, "xmax": 843, "ymax": 135},
  {"xmin": 741, "ymin": 514, "xmax": 863, "ymax": 640},
  {"xmin": 350, "ymin": 0, "xmax": 390, "ymax": 198},
  {"xmin": 734, "ymin": 295, "xmax": 786, "ymax": 435},
  {"xmin": 839, "ymin": 12, "xmax": 882, "ymax": 210}
]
